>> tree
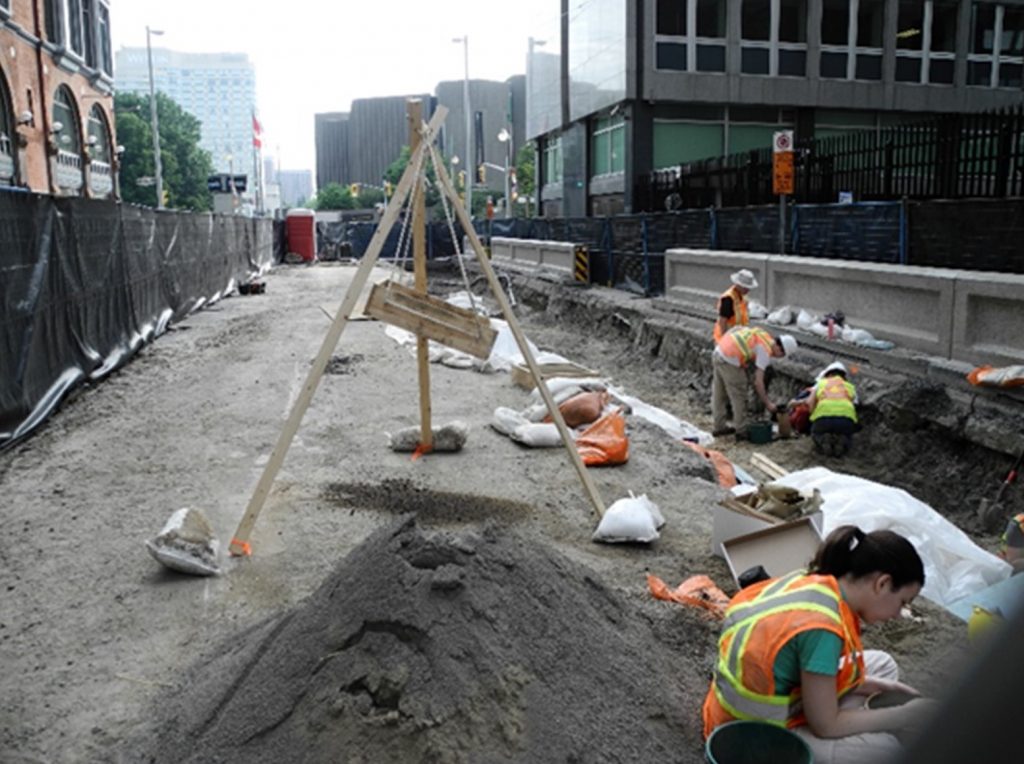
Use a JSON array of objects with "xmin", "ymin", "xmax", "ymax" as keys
[
  {"xmin": 114, "ymin": 92, "xmax": 214, "ymax": 211},
  {"xmin": 514, "ymin": 142, "xmax": 536, "ymax": 218},
  {"xmin": 383, "ymin": 145, "xmax": 451, "ymax": 217},
  {"xmin": 312, "ymin": 182, "xmax": 354, "ymax": 210}
]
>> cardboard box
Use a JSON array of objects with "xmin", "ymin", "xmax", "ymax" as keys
[
  {"xmin": 721, "ymin": 517, "xmax": 825, "ymax": 588},
  {"xmin": 510, "ymin": 361, "xmax": 598, "ymax": 391},
  {"xmin": 712, "ymin": 497, "xmax": 823, "ymax": 558}
]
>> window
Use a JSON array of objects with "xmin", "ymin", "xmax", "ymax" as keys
[
  {"xmin": 820, "ymin": 0, "xmax": 882, "ymax": 81},
  {"xmin": 52, "ymin": 86, "xmax": 84, "ymax": 193},
  {"xmin": 0, "ymin": 70, "xmax": 16, "ymax": 185},
  {"xmin": 87, "ymin": 105, "xmax": 113, "ymax": 198},
  {"xmin": 66, "ymin": 0, "xmax": 83, "ymax": 57},
  {"xmin": 98, "ymin": 2, "xmax": 112, "ymax": 75},
  {"xmin": 0, "ymin": 0, "xmax": 11, "ymax": 15},
  {"xmin": 655, "ymin": 0, "xmax": 727, "ymax": 73},
  {"xmin": 543, "ymin": 134, "xmax": 562, "ymax": 185},
  {"xmin": 741, "ymin": 0, "xmax": 808, "ymax": 76},
  {"xmin": 968, "ymin": 3, "xmax": 1024, "ymax": 87},
  {"xmin": 896, "ymin": 1, "xmax": 958, "ymax": 85},
  {"xmin": 591, "ymin": 114, "xmax": 625, "ymax": 177}
]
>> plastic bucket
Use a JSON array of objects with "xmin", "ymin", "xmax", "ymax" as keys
[
  {"xmin": 747, "ymin": 421, "xmax": 774, "ymax": 444},
  {"xmin": 705, "ymin": 721, "xmax": 813, "ymax": 764}
]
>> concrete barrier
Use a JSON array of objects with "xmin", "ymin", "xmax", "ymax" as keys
[
  {"xmin": 664, "ymin": 248, "xmax": 1024, "ymax": 364},
  {"xmin": 491, "ymin": 237, "xmax": 575, "ymax": 276}
]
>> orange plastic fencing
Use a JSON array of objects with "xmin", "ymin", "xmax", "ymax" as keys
[{"xmin": 647, "ymin": 573, "xmax": 730, "ymax": 619}]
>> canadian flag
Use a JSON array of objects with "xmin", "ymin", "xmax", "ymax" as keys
[{"xmin": 252, "ymin": 113, "xmax": 262, "ymax": 149}]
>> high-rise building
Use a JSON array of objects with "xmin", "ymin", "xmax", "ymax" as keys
[
  {"xmin": 278, "ymin": 169, "xmax": 312, "ymax": 207},
  {"xmin": 314, "ymin": 112, "xmax": 349, "ymax": 191},
  {"xmin": 115, "ymin": 48, "xmax": 257, "ymax": 175}
]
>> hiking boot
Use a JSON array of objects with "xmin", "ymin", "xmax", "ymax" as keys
[{"xmin": 712, "ymin": 426, "xmax": 736, "ymax": 437}]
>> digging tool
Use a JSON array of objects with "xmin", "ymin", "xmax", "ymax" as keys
[{"xmin": 978, "ymin": 445, "xmax": 1024, "ymax": 532}]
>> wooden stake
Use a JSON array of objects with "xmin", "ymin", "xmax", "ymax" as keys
[
  {"xmin": 427, "ymin": 143, "xmax": 607, "ymax": 519},
  {"xmin": 228, "ymin": 107, "xmax": 449, "ymax": 556},
  {"xmin": 408, "ymin": 99, "xmax": 433, "ymax": 451}
]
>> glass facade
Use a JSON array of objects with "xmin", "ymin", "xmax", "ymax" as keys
[
  {"xmin": 526, "ymin": 4, "xmax": 563, "ymax": 140},
  {"xmin": 568, "ymin": 0, "xmax": 628, "ymax": 122}
]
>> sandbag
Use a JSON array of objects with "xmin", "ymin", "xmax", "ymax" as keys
[
  {"xmin": 510, "ymin": 422, "xmax": 563, "ymax": 448},
  {"xmin": 544, "ymin": 390, "xmax": 609, "ymax": 429},
  {"xmin": 145, "ymin": 508, "xmax": 221, "ymax": 576},
  {"xmin": 767, "ymin": 306, "xmax": 795, "ymax": 325},
  {"xmin": 575, "ymin": 409, "xmax": 629, "ymax": 466},
  {"xmin": 592, "ymin": 494, "xmax": 664, "ymax": 544},
  {"xmin": 491, "ymin": 407, "xmax": 528, "ymax": 436},
  {"xmin": 682, "ymin": 441, "xmax": 737, "ymax": 488},
  {"xmin": 967, "ymin": 365, "xmax": 1024, "ymax": 388},
  {"xmin": 388, "ymin": 421, "xmax": 469, "ymax": 452}
]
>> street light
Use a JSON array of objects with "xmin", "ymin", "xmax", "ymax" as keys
[
  {"xmin": 146, "ymin": 25, "xmax": 165, "ymax": 209},
  {"xmin": 497, "ymin": 127, "xmax": 512, "ymax": 218},
  {"xmin": 452, "ymin": 36, "xmax": 472, "ymax": 217}
]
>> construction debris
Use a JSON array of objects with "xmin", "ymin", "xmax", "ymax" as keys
[{"xmin": 145, "ymin": 508, "xmax": 221, "ymax": 576}]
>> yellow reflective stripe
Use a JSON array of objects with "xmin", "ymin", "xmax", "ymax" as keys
[
  {"xmin": 712, "ymin": 671, "xmax": 791, "ymax": 724},
  {"xmin": 723, "ymin": 586, "xmax": 840, "ymax": 631}
]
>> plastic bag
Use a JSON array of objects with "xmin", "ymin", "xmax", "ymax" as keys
[
  {"xmin": 491, "ymin": 407, "xmax": 528, "ymax": 436},
  {"xmin": 145, "ymin": 508, "xmax": 221, "ymax": 576},
  {"xmin": 747, "ymin": 301, "xmax": 769, "ymax": 319},
  {"xmin": 681, "ymin": 441, "xmax": 737, "ymax": 488},
  {"xmin": 767, "ymin": 306, "xmax": 795, "ymax": 325},
  {"xmin": 647, "ymin": 573, "xmax": 730, "ymax": 619},
  {"xmin": 592, "ymin": 493, "xmax": 664, "ymax": 543},
  {"xmin": 544, "ymin": 390, "xmax": 608, "ymax": 429},
  {"xmin": 510, "ymin": 422, "xmax": 563, "ymax": 448},
  {"xmin": 967, "ymin": 365, "xmax": 1024, "ymax": 388},
  {"xmin": 575, "ymin": 409, "xmax": 629, "ymax": 466}
]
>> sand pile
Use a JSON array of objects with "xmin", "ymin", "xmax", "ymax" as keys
[{"xmin": 128, "ymin": 516, "xmax": 712, "ymax": 763}]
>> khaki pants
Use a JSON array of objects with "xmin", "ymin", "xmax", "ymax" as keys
[
  {"xmin": 712, "ymin": 354, "xmax": 751, "ymax": 434},
  {"xmin": 791, "ymin": 650, "xmax": 904, "ymax": 764}
]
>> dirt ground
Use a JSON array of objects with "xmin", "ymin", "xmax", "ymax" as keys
[{"xmin": 0, "ymin": 262, "xmax": 973, "ymax": 763}]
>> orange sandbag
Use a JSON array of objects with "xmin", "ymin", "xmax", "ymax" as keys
[
  {"xmin": 682, "ymin": 441, "xmax": 737, "ymax": 488},
  {"xmin": 544, "ymin": 390, "xmax": 608, "ymax": 428},
  {"xmin": 967, "ymin": 365, "xmax": 1024, "ymax": 388},
  {"xmin": 647, "ymin": 573, "xmax": 730, "ymax": 620},
  {"xmin": 575, "ymin": 408, "xmax": 628, "ymax": 466}
]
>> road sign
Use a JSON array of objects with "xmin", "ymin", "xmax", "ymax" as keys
[{"xmin": 773, "ymin": 130, "xmax": 794, "ymax": 153}]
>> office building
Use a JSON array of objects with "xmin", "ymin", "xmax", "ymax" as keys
[
  {"xmin": 115, "ymin": 48, "xmax": 257, "ymax": 175},
  {"xmin": 528, "ymin": 0, "xmax": 1024, "ymax": 216}
]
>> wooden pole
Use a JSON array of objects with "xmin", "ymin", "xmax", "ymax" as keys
[
  {"xmin": 228, "ymin": 107, "xmax": 449, "ymax": 556},
  {"xmin": 427, "ymin": 143, "xmax": 607, "ymax": 518},
  {"xmin": 408, "ymin": 99, "xmax": 433, "ymax": 451}
]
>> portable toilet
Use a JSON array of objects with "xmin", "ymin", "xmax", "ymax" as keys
[{"xmin": 285, "ymin": 208, "xmax": 316, "ymax": 262}]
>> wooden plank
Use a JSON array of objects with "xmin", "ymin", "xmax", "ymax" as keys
[
  {"xmin": 427, "ymin": 143, "xmax": 607, "ymax": 519},
  {"xmin": 364, "ymin": 281, "xmax": 497, "ymax": 359},
  {"xmin": 409, "ymin": 99, "xmax": 433, "ymax": 451},
  {"xmin": 228, "ymin": 107, "xmax": 448, "ymax": 556},
  {"xmin": 509, "ymin": 361, "xmax": 598, "ymax": 391},
  {"xmin": 750, "ymin": 452, "xmax": 788, "ymax": 481},
  {"xmin": 718, "ymin": 497, "xmax": 783, "ymax": 526}
]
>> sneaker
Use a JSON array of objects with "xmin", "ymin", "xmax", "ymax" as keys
[{"xmin": 712, "ymin": 426, "xmax": 736, "ymax": 437}]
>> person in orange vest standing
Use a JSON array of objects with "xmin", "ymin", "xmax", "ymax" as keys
[
  {"xmin": 703, "ymin": 525, "xmax": 937, "ymax": 763},
  {"xmin": 714, "ymin": 269, "xmax": 758, "ymax": 344},
  {"xmin": 809, "ymin": 361, "xmax": 859, "ymax": 457},
  {"xmin": 712, "ymin": 326, "xmax": 797, "ymax": 439}
]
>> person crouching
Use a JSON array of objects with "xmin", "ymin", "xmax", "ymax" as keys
[{"xmin": 809, "ymin": 361, "xmax": 859, "ymax": 457}]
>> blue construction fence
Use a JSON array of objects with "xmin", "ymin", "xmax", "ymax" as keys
[{"xmin": 326, "ymin": 196, "xmax": 1024, "ymax": 296}]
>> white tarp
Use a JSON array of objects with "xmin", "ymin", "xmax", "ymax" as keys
[{"xmin": 776, "ymin": 467, "xmax": 1011, "ymax": 608}]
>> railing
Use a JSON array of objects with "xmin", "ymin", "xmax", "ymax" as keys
[
  {"xmin": 89, "ymin": 159, "xmax": 113, "ymax": 197},
  {"xmin": 55, "ymin": 149, "xmax": 83, "ymax": 191},
  {"xmin": 0, "ymin": 132, "xmax": 14, "ymax": 184},
  {"xmin": 638, "ymin": 104, "xmax": 1024, "ymax": 211}
]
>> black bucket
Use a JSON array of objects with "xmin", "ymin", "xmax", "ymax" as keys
[{"xmin": 705, "ymin": 720, "xmax": 813, "ymax": 764}]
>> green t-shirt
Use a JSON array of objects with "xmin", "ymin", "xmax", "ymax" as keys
[{"xmin": 773, "ymin": 630, "xmax": 843, "ymax": 695}]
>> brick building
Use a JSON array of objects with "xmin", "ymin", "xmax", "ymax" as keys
[{"xmin": 0, "ymin": 0, "xmax": 116, "ymax": 197}]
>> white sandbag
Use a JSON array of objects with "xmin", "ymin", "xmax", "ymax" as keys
[
  {"xmin": 796, "ymin": 309, "xmax": 820, "ymax": 331},
  {"xmin": 491, "ymin": 407, "xmax": 528, "ymax": 436},
  {"xmin": 747, "ymin": 300, "xmax": 769, "ymax": 319},
  {"xmin": 510, "ymin": 422, "xmax": 564, "ymax": 448},
  {"xmin": 484, "ymin": 320, "xmax": 542, "ymax": 372},
  {"xmin": 592, "ymin": 494, "xmax": 664, "ymax": 544},
  {"xmin": 776, "ymin": 467, "xmax": 1011, "ymax": 608},
  {"xmin": 388, "ymin": 421, "xmax": 469, "ymax": 452},
  {"xmin": 530, "ymin": 377, "xmax": 607, "ymax": 401},
  {"xmin": 841, "ymin": 326, "xmax": 874, "ymax": 344},
  {"xmin": 145, "ymin": 507, "xmax": 221, "ymax": 576},
  {"xmin": 767, "ymin": 306, "xmax": 795, "ymax": 326}
]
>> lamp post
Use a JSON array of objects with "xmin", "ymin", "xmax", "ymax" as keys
[
  {"xmin": 146, "ymin": 25, "xmax": 165, "ymax": 209},
  {"xmin": 497, "ymin": 127, "xmax": 512, "ymax": 218},
  {"xmin": 452, "ymin": 36, "xmax": 472, "ymax": 217}
]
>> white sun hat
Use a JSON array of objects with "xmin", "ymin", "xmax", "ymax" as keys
[
  {"xmin": 730, "ymin": 269, "xmax": 758, "ymax": 290},
  {"xmin": 779, "ymin": 335, "xmax": 798, "ymax": 356}
]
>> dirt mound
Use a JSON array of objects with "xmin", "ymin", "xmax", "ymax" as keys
[{"xmin": 127, "ymin": 517, "xmax": 709, "ymax": 763}]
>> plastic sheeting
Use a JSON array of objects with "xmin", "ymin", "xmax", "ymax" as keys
[
  {"xmin": 776, "ymin": 467, "xmax": 1011, "ymax": 608},
  {"xmin": 0, "ymin": 192, "xmax": 274, "ymax": 449}
]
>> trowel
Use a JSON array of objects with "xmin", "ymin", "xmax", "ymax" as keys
[{"xmin": 978, "ymin": 445, "xmax": 1024, "ymax": 532}]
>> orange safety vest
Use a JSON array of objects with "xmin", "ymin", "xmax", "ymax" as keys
[
  {"xmin": 810, "ymin": 376, "xmax": 858, "ymax": 423},
  {"xmin": 702, "ymin": 571, "xmax": 865, "ymax": 738},
  {"xmin": 714, "ymin": 286, "xmax": 750, "ymax": 343},
  {"xmin": 717, "ymin": 326, "xmax": 775, "ymax": 368}
]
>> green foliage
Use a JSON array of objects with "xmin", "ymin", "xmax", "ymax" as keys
[
  {"xmin": 514, "ymin": 142, "xmax": 537, "ymax": 217},
  {"xmin": 313, "ymin": 182, "xmax": 354, "ymax": 210},
  {"xmin": 114, "ymin": 92, "xmax": 214, "ymax": 211}
]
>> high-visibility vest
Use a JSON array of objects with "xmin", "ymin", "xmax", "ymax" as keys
[
  {"xmin": 702, "ymin": 571, "xmax": 865, "ymax": 737},
  {"xmin": 717, "ymin": 326, "xmax": 775, "ymax": 368},
  {"xmin": 714, "ymin": 286, "xmax": 750, "ymax": 343},
  {"xmin": 809, "ymin": 376, "xmax": 857, "ymax": 422}
]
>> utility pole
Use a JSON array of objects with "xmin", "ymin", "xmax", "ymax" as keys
[
  {"xmin": 453, "ymin": 36, "xmax": 472, "ymax": 217},
  {"xmin": 146, "ymin": 25, "xmax": 165, "ymax": 209}
]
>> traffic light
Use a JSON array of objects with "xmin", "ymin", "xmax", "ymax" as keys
[
  {"xmin": 509, "ymin": 168, "xmax": 518, "ymax": 200},
  {"xmin": 383, "ymin": 180, "xmax": 393, "ymax": 198},
  {"xmin": 349, "ymin": 183, "xmax": 360, "ymax": 196},
  {"xmin": 476, "ymin": 164, "xmax": 486, "ymax": 184},
  {"xmin": 457, "ymin": 170, "xmax": 466, "ymax": 189}
]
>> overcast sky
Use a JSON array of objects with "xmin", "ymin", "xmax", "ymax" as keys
[{"xmin": 111, "ymin": 0, "xmax": 560, "ymax": 176}]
